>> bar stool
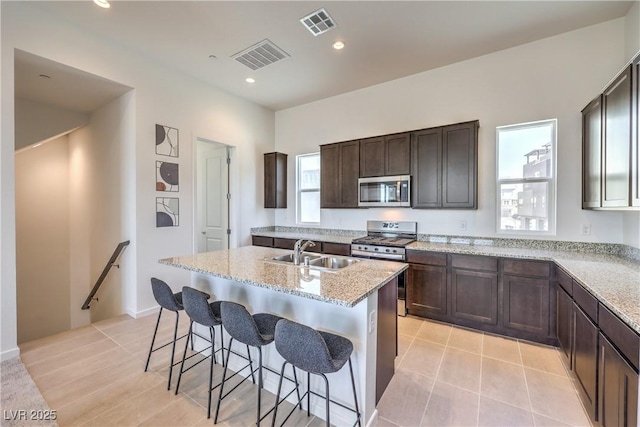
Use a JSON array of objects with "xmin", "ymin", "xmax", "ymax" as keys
[
  {"xmin": 145, "ymin": 278, "xmax": 210, "ymax": 390},
  {"xmin": 174, "ymin": 286, "xmax": 226, "ymax": 418},
  {"xmin": 271, "ymin": 319, "xmax": 361, "ymax": 427},
  {"xmin": 214, "ymin": 302, "xmax": 300, "ymax": 426}
]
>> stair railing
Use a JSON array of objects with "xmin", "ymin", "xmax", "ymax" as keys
[{"xmin": 81, "ymin": 240, "xmax": 130, "ymax": 310}]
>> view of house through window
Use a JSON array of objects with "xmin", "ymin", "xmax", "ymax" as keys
[
  {"xmin": 297, "ymin": 153, "xmax": 320, "ymax": 224},
  {"xmin": 497, "ymin": 119, "xmax": 556, "ymax": 234}
]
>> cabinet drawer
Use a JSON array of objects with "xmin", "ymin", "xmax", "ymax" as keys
[
  {"xmin": 273, "ymin": 238, "xmax": 296, "ymax": 250},
  {"xmin": 450, "ymin": 254, "xmax": 497, "ymax": 272},
  {"xmin": 322, "ymin": 242, "xmax": 350, "ymax": 256},
  {"xmin": 573, "ymin": 281, "xmax": 598, "ymax": 323},
  {"xmin": 599, "ymin": 303, "xmax": 640, "ymax": 371},
  {"xmin": 406, "ymin": 250, "xmax": 447, "ymax": 266},
  {"xmin": 503, "ymin": 259, "xmax": 550, "ymax": 278},
  {"xmin": 555, "ymin": 266, "xmax": 573, "ymax": 296},
  {"xmin": 252, "ymin": 236, "xmax": 273, "ymax": 247}
]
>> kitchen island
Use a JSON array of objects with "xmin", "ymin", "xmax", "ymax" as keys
[{"xmin": 159, "ymin": 245, "xmax": 407, "ymax": 426}]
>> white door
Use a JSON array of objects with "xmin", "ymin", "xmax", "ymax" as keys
[{"xmin": 197, "ymin": 145, "xmax": 229, "ymax": 252}]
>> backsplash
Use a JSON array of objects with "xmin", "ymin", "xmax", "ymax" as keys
[{"xmin": 252, "ymin": 226, "xmax": 640, "ymax": 261}]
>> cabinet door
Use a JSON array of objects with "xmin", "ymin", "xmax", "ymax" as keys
[
  {"xmin": 502, "ymin": 275, "xmax": 550, "ymax": 337},
  {"xmin": 273, "ymin": 238, "xmax": 296, "ymax": 250},
  {"xmin": 360, "ymin": 136, "xmax": 385, "ymax": 178},
  {"xmin": 321, "ymin": 242, "xmax": 350, "ymax": 256},
  {"xmin": 602, "ymin": 65, "xmax": 632, "ymax": 207},
  {"xmin": 450, "ymin": 269, "xmax": 498, "ymax": 325},
  {"xmin": 556, "ymin": 286, "xmax": 573, "ymax": 369},
  {"xmin": 385, "ymin": 133, "xmax": 411, "ymax": 175},
  {"xmin": 573, "ymin": 304, "xmax": 598, "ymax": 421},
  {"xmin": 411, "ymin": 128, "xmax": 442, "ymax": 208},
  {"xmin": 340, "ymin": 141, "xmax": 360, "ymax": 207},
  {"xmin": 442, "ymin": 121, "xmax": 478, "ymax": 208},
  {"xmin": 599, "ymin": 333, "xmax": 639, "ymax": 427},
  {"xmin": 264, "ymin": 152, "xmax": 287, "ymax": 208},
  {"xmin": 582, "ymin": 96, "xmax": 603, "ymax": 208},
  {"xmin": 320, "ymin": 143, "xmax": 341, "ymax": 208},
  {"xmin": 407, "ymin": 264, "xmax": 447, "ymax": 318},
  {"xmin": 252, "ymin": 236, "xmax": 273, "ymax": 247}
]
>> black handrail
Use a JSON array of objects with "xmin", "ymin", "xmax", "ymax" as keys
[{"xmin": 81, "ymin": 240, "xmax": 130, "ymax": 310}]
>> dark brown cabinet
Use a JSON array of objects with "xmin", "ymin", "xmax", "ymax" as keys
[
  {"xmin": 599, "ymin": 333, "xmax": 639, "ymax": 427},
  {"xmin": 320, "ymin": 140, "xmax": 360, "ymax": 208},
  {"xmin": 602, "ymin": 65, "xmax": 632, "ymax": 208},
  {"xmin": 582, "ymin": 54, "xmax": 640, "ymax": 211},
  {"xmin": 264, "ymin": 152, "xmax": 287, "ymax": 208},
  {"xmin": 502, "ymin": 259, "xmax": 552, "ymax": 338},
  {"xmin": 412, "ymin": 121, "xmax": 478, "ymax": 209},
  {"xmin": 251, "ymin": 237, "xmax": 347, "ymax": 256},
  {"xmin": 376, "ymin": 277, "xmax": 398, "ymax": 404},
  {"xmin": 407, "ymin": 264, "xmax": 447, "ymax": 318},
  {"xmin": 556, "ymin": 285, "xmax": 573, "ymax": 368},
  {"xmin": 573, "ymin": 302, "xmax": 598, "ymax": 421},
  {"xmin": 582, "ymin": 96, "xmax": 603, "ymax": 208},
  {"xmin": 449, "ymin": 254, "xmax": 498, "ymax": 325},
  {"xmin": 359, "ymin": 133, "xmax": 410, "ymax": 177},
  {"xmin": 252, "ymin": 235, "xmax": 273, "ymax": 247}
]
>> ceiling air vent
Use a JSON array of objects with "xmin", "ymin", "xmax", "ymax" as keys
[
  {"xmin": 300, "ymin": 8, "xmax": 336, "ymax": 36},
  {"xmin": 231, "ymin": 39, "xmax": 290, "ymax": 71}
]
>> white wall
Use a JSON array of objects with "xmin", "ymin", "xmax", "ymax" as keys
[
  {"xmin": 15, "ymin": 136, "xmax": 71, "ymax": 343},
  {"xmin": 275, "ymin": 19, "xmax": 627, "ymax": 243},
  {"xmin": 1, "ymin": 2, "xmax": 276, "ymax": 359},
  {"xmin": 625, "ymin": 1, "xmax": 640, "ymax": 61},
  {"xmin": 14, "ymin": 98, "xmax": 88, "ymax": 151}
]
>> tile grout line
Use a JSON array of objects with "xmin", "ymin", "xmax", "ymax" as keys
[
  {"xmin": 417, "ymin": 324, "xmax": 452, "ymax": 426},
  {"xmin": 476, "ymin": 332, "xmax": 484, "ymax": 427},
  {"xmin": 516, "ymin": 339, "xmax": 537, "ymax": 426}
]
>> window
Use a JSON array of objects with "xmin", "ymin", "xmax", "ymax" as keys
[
  {"xmin": 296, "ymin": 153, "xmax": 320, "ymax": 224},
  {"xmin": 496, "ymin": 119, "xmax": 556, "ymax": 234}
]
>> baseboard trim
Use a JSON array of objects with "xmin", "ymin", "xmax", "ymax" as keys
[
  {"xmin": 1, "ymin": 347, "xmax": 20, "ymax": 362},
  {"xmin": 128, "ymin": 306, "xmax": 159, "ymax": 319}
]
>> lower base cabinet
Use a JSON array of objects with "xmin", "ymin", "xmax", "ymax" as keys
[
  {"xmin": 502, "ymin": 274, "xmax": 550, "ymax": 336},
  {"xmin": 407, "ymin": 264, "xmax": 447, "ymax": 318},
  {"xmin": 573, "ymin": 304, "xmax": 599, "ymax": 421},
  {"xmin": 556, "ymin": 286, "xmax": 573, "ymax": 369},
  {"xmin": 450, "ymin": 269, "xmax": 498, "ymax": 325},
  {"xmin": 599, "ymin": 333, "xmax": 639, "ymax": 427}
]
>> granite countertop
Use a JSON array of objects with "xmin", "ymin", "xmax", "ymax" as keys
[
  {"xmin": 159, "ymin": 246, "xmax": 407, "ymax": 307},
  {"xmin": 407, "ymin": 241, "xmax": 640, "ymax": 335}
]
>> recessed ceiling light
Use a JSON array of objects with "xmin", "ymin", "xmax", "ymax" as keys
[
  {"xmin": 93, "ymin": 0, "xmax": 110, "ymax": 8},
  {"xmin": 333, "ymin": 41, "xmax": 345, "ymax": 50},
  {"xmin": 245, "ymin": 77, "xmax": 255, "ymax": 84}
]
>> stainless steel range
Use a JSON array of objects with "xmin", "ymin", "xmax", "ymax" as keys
[
  {"xmin": 351, "ymin": 220, "xmax": 417, "ymax": 316},
  {"xmin": 351, "ymin": 220, "xmax": 417, "ymax": 260}
]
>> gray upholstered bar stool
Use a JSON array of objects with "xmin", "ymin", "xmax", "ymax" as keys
[
  {"xmin": 145, "ymin": 278, "xmax": 210, "ymax": 390},
  {"xmin": 174, "ymin": 286, "xmax": 225, "ymax": 418},
  {"xmin": 214, "ymin": 301, "xmax": 299, "ymax": 426},
  {"xmin": 271, "ymin": 319, "xmax": 361, "ymax": 427}
]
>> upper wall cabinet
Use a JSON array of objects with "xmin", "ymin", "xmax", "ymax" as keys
[
  {"xmin": 320, "ymin": 140, "xmax": 360, "ymax": 208},
  {"xmin": 582, "ymin": 53, "xmax": 639, "ymax": 210},
  {"xmin": 412, "ymin": 121, "xmax": 478, "ymax": 209},
  {"xmin": 264, "ymin": 152, "xmax": 287, "ymax": 208},
  {"xmin": 360, "ymin": 133, "xmax": 410, "ymax": 177},
  {"xmin": 582, "ymin": 96, "xmax": 603, "ymax": 208}
]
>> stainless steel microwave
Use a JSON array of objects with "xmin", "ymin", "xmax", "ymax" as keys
[{"xmin": 358, "ymin": 175, "xmax": 411, "ymax": 207}]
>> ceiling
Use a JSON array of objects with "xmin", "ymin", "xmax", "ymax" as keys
[{"xmin": 18, "ymin": 1, "xmax": 635, "ymax": 112}]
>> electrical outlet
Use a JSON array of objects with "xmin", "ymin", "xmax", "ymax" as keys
[
  {"xmin": 368, "ymin": 309, "xmax": 376, "ymax": 334},
  {"xmin": 459, "ymin": 220, "xmax": 467, "ymax": 231},
  {"xmin": 581, "ymin": 224, "xmax": 591, "ymax": 236}
]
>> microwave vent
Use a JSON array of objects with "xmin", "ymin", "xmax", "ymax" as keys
[{"xmin": 231, "ymin": 39, "xmax": 290, "ymax": 71}]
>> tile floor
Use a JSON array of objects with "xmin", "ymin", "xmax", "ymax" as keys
[{"xmin": 17, "ymin": 313, "xmax": 592, "ymax": 426}]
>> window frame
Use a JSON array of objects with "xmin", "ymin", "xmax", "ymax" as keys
[
  {"xmin": 496, "ymin": 119, "xmax": 557, "ymax": 236},
  {"xmin": 296, "ymin": 152, "xmax": 320, "ymax": 225}
]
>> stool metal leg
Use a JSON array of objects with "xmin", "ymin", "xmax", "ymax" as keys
[
  {"xmin": 208, "ymin": 326, "xmax": 216, "ymax": 420},
  {"xmin": 292, "ymin": 366, "xmax": 302, "ymax": 410},
  {"xmin": 247, "ymin": 345, "xmax": 256, "ymax": 384},
  {"xmin": 214, "ymin": 337, "xmax": 235, "ymax": 421},
  {"xmin": 307, "ymin": 372, "xmax": 311, "ymax": 416},
  {"xmin": 348, "ymin": 358, "xmax": 361, "ymax": 427},
  {"xmin": 166, "ymin": 311, "xmax": 180, "ymax": 390},
  {"xmin": 174, "ymin": 320, "xmax": 193, "ymax": 395},
  {"xmin": 144, "ymin": 307, "xmax": 163, "ymax": 372},
  {"xmin": 257, "ymin": 347, "xmax": 263, "ymax": 426},
  {"xmin": 320, "ymin": 373, "xmax": 330, "ymax": 427},
  {"xmin": 270, "ymin": 361, "xmax": 288, "ymax": 427}
]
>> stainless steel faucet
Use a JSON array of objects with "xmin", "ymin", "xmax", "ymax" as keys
[{"xmin": 293, "ymin": 239, "xmax": 316, "ymax": 265}]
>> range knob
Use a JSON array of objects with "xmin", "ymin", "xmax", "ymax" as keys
[
  {"xmin": 385, "ymin": 248, "xmax": 390, "ymax": 253},
  {"xmin": 374, "ymin": 247, "xmax": 379, "ymax": 251},
  {"xmin": 393, "ymin": 249, "xmax": 398, "ymax": 253}
]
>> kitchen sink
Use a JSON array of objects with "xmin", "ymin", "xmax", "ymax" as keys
[
  {"xmin": 263, "ymin": 253, "xmax": 359, "ymax": 271},
  {"xmin": 308, "ymin": 256, "xmax": 359, "ymax": 270}
]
